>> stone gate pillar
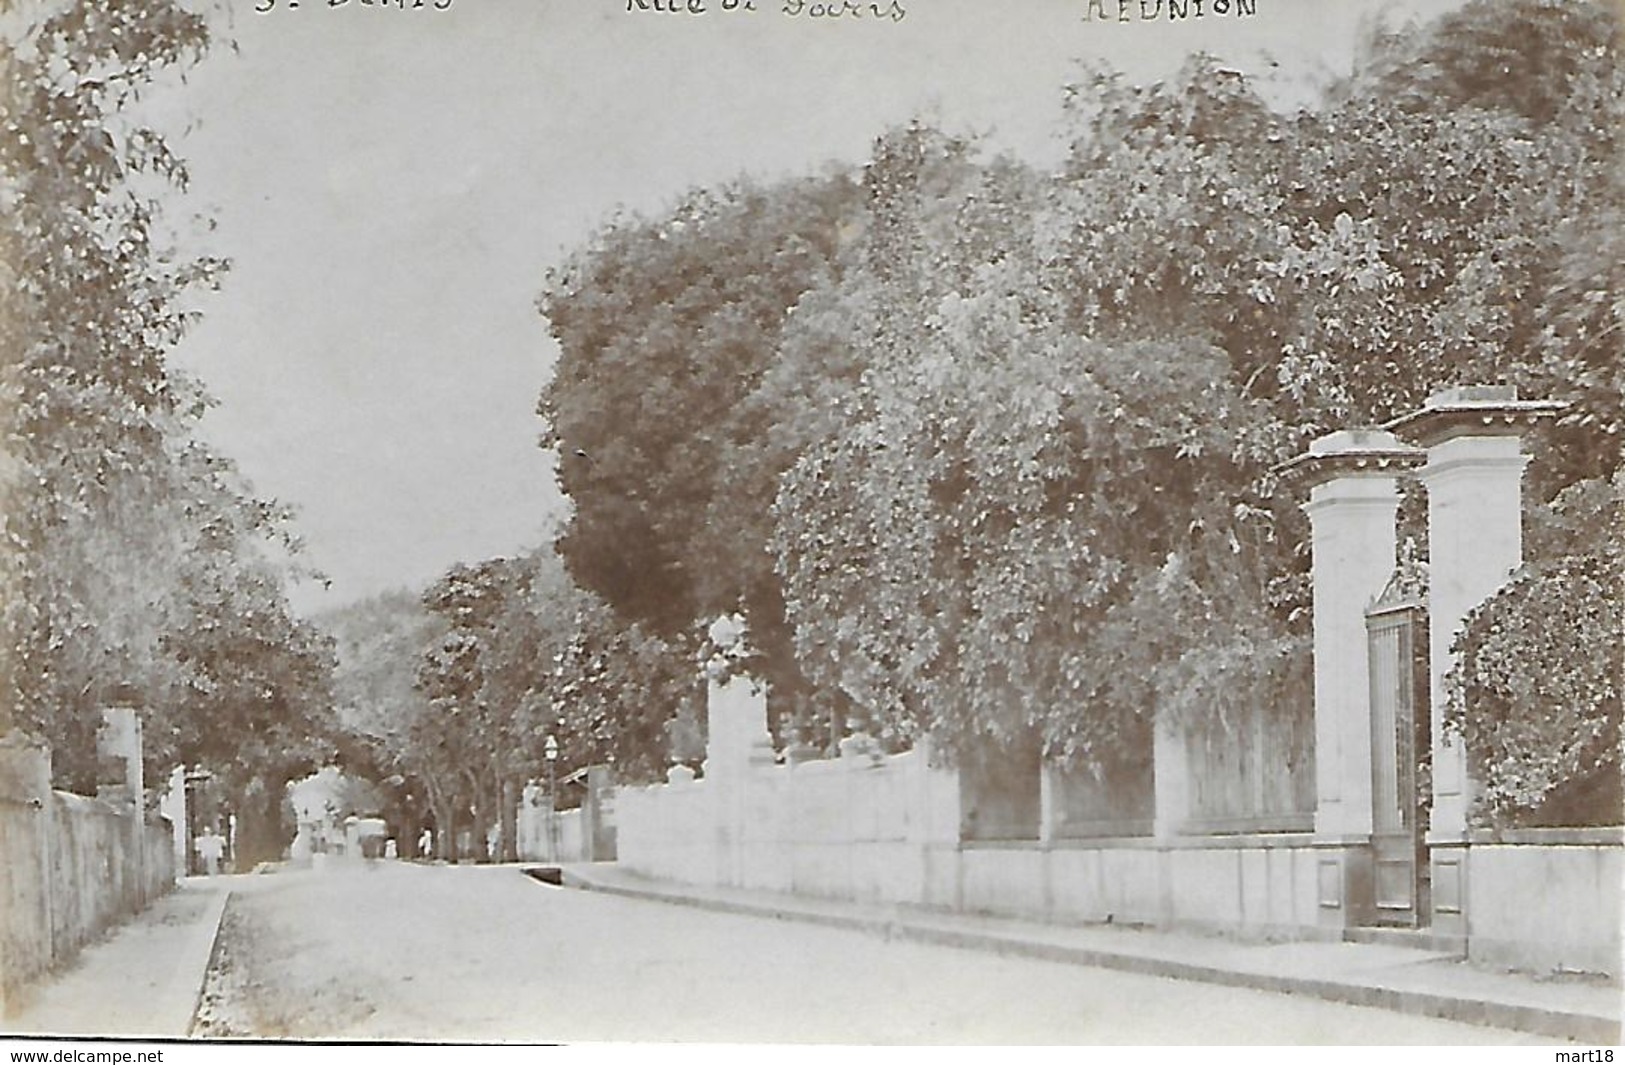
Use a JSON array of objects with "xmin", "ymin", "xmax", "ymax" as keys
[
  {"xmin": 705, "ymin": 674, "xmax": 774, "ymax": 888},
  {"xmin": 1283, "ymin": 428, "xmax": 1422, "ymax": 925},
  {"xmin": 97, "ymin": 707, "xmax": 146, "ymax": 908},
  {"xmin": 159, "ymin": 766, "xmax": 188, "ymax": 879},
  {"xmin": 96, "ymin": 707, "xmax": 144, "ymax": 805},
  {"xmin": 1387, "ymin": 386, "xmax": 1563, "ymax": 931},
  {"xmin": 702, "ymin": 614, "xmax": 774, "ymax": 888}
]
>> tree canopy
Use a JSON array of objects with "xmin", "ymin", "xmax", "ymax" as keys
[
  {"xmin": 538, "ymin": 172, "xmax": 865, "ymax": 738},
  {"xmin": 1, "ymin": 0, "xmax": 337, "ymax": 850},
  {"xmin": 538, "ymin": 0, "xmax": 1620, "ymax": 821},
  {"xmin": 321, "ymin": 549, "xmax": 692, "ymax": 861}
]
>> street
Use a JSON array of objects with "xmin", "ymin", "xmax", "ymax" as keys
[{"xmin": 192, "ymin": 862, "xmax": 1548, "ymax": 1044}]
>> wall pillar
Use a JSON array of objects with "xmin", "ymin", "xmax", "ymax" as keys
[
  {"xmin": 703, "ymin": 679, "xmax": 773, "ymax": 887},
  {"xmin": 95, "ymin": 707, "xmax": 143, "ymax": 805},
  {"xmin": 1387, "ymin": 386, "xmax": 1563, "ymax": 934},
  {"xmin": 96, "ymin": 708, "xmax": 145, "ymax": 909},
  {"xmin": 158, "ymin": 766, "xmax": 187, "ymax": 882},
  {"xmin": 0, "ymin": 735, "xmax": 55, "ymax": 1014},
  {"xmin": 1152, "ymin": 716, "xmax": 1189, "ymax": 840},
  {"xmin": 701, "ymin": 614, "xmax": 773, "ymax": 888},
  {"xmin": 1037, "ymin": 764, "xmax": 1056, "ymax": 844},
  {"xmin": 705, "ymin": 676, "xmax": 776, "ymax": 774},
  {"xmin": 1282, "ymin": 428, "xmax": 1423, "ymax": 926},
  {"xmin": 1419, "ymin": 435, "xmax": 1525, "ymax": 840}
]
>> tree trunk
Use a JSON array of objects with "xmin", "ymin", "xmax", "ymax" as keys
[
  {"xmin": 232, "ymin": 777, "xmax": 288, "ymax": 871},
  {"xmin": 396, "ymin": 811, "xmax": 424, "ymax": 859},
  {"xmin": 422, "ymin": 769, "xmax": 456, "ymax": 863},
  {"xmin": 499, "ymin": 775, "xmax": 518, "ymax": 863},
  {"xmin": 483, "ymin": 762, "xmax": 503, "ymax": 863},
  {"xmin": 436, "ymin": 800, "xmax": 456, "ymax": 862},
  {"xmin": 463, "ymin": 767, "xmax": 484, "ymax": 863}
]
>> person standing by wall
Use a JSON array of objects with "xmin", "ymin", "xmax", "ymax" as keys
[{"xmin": 195, "ymin": 825, "xmax": 225, "ymax": 876}]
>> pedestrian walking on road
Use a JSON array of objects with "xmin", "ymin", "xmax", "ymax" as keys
[{"xmin": 195, "ymin": 825, "xmax": 225, "ymax": 876}]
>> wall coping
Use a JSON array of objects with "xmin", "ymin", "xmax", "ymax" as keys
[
  {"xmin": 1468, "ymin": 826, "xmax": 1624, "ymax": 847},
  {"xmin": 1385, "ymin": 393, "xmax": 1567, "ymax": 447},
  {"xmin": 632, "ymin": 778, "xmax": 709, "ymax": 793},
  {"xmin": 954, "ymin": 833, "xmax": 1318, "ymax": 853},
  {"xmin": 53, "ymin": 790, "xmax": 131, "ymax": 817}
]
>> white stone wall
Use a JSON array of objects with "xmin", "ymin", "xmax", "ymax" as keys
[
  {"xmin": 1465, "ymin": 834, "xmax": 1623, "ymax": 975},
  {"xmin": 517, "ymin": 799, "xmax": 592, "ymax": 864},
  {"xmin": 615, "ymin": 747, "xmax": 958, "ymax": 902},
  {"xmin": 615, "ymin": 775, "xmax": 717, "ymax": 885},
  {"xmin": 0, "ymin": 740, "xmax": 175, "ymax": 1013},
  {"xmin": 616, "ymin": 728, "xmax": 1331, "ymax": 936},
  {"xmin": 951, "ymin": 838, "xmax": 1323, "ymax": 935},
  {"xmin": 612, "ymin": 747, "xmax": 1622, "ymax": 972},
  {"xmin": 610, "ymin": 505, "xmax": 1624, "ymax": 972}
]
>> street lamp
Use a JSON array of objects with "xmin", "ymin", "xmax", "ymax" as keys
[{"xmin": 544, "ymin": 734, "xmax": 559, "ymax": 861}]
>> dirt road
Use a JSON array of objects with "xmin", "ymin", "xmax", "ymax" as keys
[{"xmin": 193, "ymin": 861, "xmax": 1547, "ymax": 1044}]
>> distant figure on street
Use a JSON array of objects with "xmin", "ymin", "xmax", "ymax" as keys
[{"xmin": 195, "ymin": 825, "xmax": 225, "ymax": 876}]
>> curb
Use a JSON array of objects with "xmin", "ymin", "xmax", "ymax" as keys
[
  {"xmin": 181, "ymin": 885, "xmax": 232, "ymax": 1038},
  {"xmin": 562, "ymin": 869, "xmax": 1618, "ymax": 1044}
]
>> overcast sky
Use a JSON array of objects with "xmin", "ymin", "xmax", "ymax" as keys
[{"xmin": 150, "ymin": 0, "xmax": 1469, "ymax": 616}]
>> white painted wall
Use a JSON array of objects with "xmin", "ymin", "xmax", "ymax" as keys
[{"xmin": 1467, "ymin": 837, "xmax": 1623, "ymax": 975}]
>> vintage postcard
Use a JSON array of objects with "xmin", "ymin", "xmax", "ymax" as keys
[{"xmin": 0, "ymin": 0, "xmax": 1618, "ymax": 1052}]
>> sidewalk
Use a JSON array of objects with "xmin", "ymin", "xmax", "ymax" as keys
[
  {"xmin": 560, "ymin": 863, "xmax": 1622, "ymax": 1044},
  {"xmin": 3, "ymin": 876, "xmax": 232, "ymax": 1040}
]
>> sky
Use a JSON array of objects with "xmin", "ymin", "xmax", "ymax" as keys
[{"xmin": 148, "ymin": 0, "xmax": 1472, "ymax": 616}]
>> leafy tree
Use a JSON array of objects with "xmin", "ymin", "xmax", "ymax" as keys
[
  {"xmin": 1269, "ymin": 0, "xmax": 1620, "ymax": 489},
  {"xmin": 538, "ymin": 172, "xmax": 863, "ymax": 718},
  {"xmin": 1, "ymin": 0, "xmax": 336, "ymax": 825},
  {"xmin": 1, "ymin": 0, "xmax": 214, "ymax": 782},
  {"xmin": 407, "ymin": 549, "xmax": 689, "ymax": 858},
  {"xmin": 540, "ymin": 0, "xmax": 1618, "ymax": 813},
  {"xmin": 1048, "ymin": 56, "xmax": 1293, "ymax": 390},
  {"xmin": 158, "ymin": 550, "xmax": 337, "ymax": 869},
  {"xmin": 321, "ymin": 589, "xmax": 448, "ymax": 856},
  {"xmin": 415, "ymin": 556, "xmax": 543, "ymax": 860},
  {"xmin": 773, "ymin": 114, "xmax": 1288, "ymax": 766},
  {"xmin": 544, "ymin": 587, "xmax": 695, "ymax": 786},
  {"xmin": 1356, "ymin": 0, "xmax": 1619, "ymax": 131},
  {"xmin": 772, "ymin": 2, "xmax": 1619, "ymax": 781}
]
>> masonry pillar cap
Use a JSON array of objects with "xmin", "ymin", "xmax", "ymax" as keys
[
  {"xmin": 1276, "ymin": 427, "xmax": 1424, "ymax": 487},
  {"xmin": 1385, "ymin": 385, "xmax": 1567, "ymax": 447}
]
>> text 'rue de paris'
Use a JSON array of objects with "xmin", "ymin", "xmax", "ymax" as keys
[{"xmin": 627, "ymin": 0, "xmax": 908, "ymax": 22}]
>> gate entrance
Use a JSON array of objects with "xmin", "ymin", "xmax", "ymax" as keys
[{"xmin": 1365, "ymin": 568, "xmax": 1430, "ymax": 927}]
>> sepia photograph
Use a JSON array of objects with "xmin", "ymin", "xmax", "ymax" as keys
[{"xmin": 0, "ymin": 0, "xmax": 1620, "ymax": 1051}]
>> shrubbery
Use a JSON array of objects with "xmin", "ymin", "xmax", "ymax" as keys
[{"xmin": 1447, "ymin": 548, "xmax": 1622, "ymax": 827}]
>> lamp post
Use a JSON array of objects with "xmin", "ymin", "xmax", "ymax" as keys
[{"xmin": 544, "ymin": 734, "xmax": 559, "ymax": 861}]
